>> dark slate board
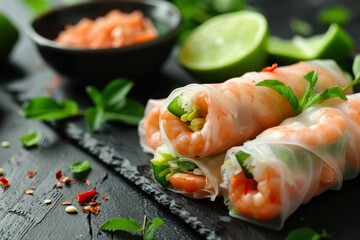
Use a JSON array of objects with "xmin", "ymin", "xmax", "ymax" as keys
[{"xmin": 3, "ymin": 0, "xmax": 360, "ymax": 239}]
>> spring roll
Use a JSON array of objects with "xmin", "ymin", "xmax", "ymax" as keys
[
  {"xmin": 159, "ymin": 60, "xmax": 351, "ymax": 158},
  {"xmin": 151, "ymin": 145, "xmax": 224, "ymax": 200},
  {"xmin": 221, "ymin": 93, "xmax": 360, "ymax": 229}
]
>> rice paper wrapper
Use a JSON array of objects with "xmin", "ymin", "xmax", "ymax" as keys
[
  {"xmin": 154, "ymin": 145, "xmax": 224, "ymax": 201},
  {"xmin": 221, "ymin": 95, "xmax": 360, "ymax": 229}
]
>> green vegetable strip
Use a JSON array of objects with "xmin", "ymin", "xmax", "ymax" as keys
[{"xmin": 235, "ymin": 151, "xmax": 253, "ymax": 179}]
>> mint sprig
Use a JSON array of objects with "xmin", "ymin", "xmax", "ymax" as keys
[
  {"xmin": 100, "ymin": 215, "xmax": 164, "ymax": 240},
  {"xmin": 256, "ymin": 70, "xmax": 347, "ymax": 115},
  {"xmin": 20, "ymin": 79, "xmax": 144, "ymax": 133}
]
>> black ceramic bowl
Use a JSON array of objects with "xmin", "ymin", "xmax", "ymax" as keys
[{"xmin": 28, "ymin": 0, "xmax": 181, "ymax": 83}]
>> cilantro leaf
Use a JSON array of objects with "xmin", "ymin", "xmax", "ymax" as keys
[
  {"xmin": 20, "ymin": 129, "xmax": 42, "ymax": 148},
  {"xmin": 69, "ymin": 160, "xmax": 92, "ymax": 174}
]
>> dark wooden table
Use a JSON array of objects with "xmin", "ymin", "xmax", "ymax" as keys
[{"xmin": 1, "ymin": 1, "xmax": 360, "ymax": 240}]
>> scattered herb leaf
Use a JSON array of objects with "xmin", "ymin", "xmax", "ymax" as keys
[
  {"xmin": 20, "ymin": 79, "xmax": 144, "ymax": 133},
  {"xmin": 290, "ymin": 18, "xmax": 313, "ymax": 36},
  {"xmin": 20, "ymin": 129, "xmax": 42, "ymax": 148},
  {"xmin": 69, "ymin": 160, "xmax": 92, "ymax": 174},
  {"xmin": 22, "ymin": 0, "xmax": 50, "ymax": 15},
  {"xmin": 20, "ymin": 97, "xmax": 79, "ymax": 120},
  {"xmin": 100, "ymin": 217, "xmax": 142, "ymax": 232},
  {"xmin": 144, "ymin": 217, "xmax": 164, "ymax": 240},
  {"xmin": 285, "ymin": 227, "xmax": 331, "ymax": 240},
  {"xmin": 317, "ymin": 5, "xmax": 351, "ymax": 25},
  {"xmin": 100, "ymin": 215, "xmax": 164, "ymax": 240}
]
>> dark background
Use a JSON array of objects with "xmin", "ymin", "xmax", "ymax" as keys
[{"xmin": 1, "ymin": 0, "xmax": 360, "ymax": 239}]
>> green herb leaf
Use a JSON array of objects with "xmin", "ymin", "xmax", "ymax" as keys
[
  {"xmin": 85, "ymin": 107, "xmax": 105, "ymax": 132},
  {"xmin": 256, "ymin": 80, "xmax": 300, "ymax": 114},
  {"xmin": 22, "ymin": 0, "xmax": 50, "ymax": 14},
  {"xmin": 317, "ymin": 5, "xmax": 351, "ymax": 25},
  {"xmin": 304, "ymin": 87, "xmax": 347, "ymax": 109},
  {"xmin": 20, "ymin": 97, "xmax": 79, "ymax": 120},
  {"xmin": 100, "ymin": 217, "xmax": 142, "ymax": 232},
  {"xmin": 144, "ymin": 217, "xmax": 164, "ymax": 240},
  {"xmin": 20, "ymin": 129, "xmax": 42, "ymax": 148},
  {"xmin": 86, "ymin": 86, "xmax": 104, "ymax": 108},
  {"xmin": 290, "ymin": 18, "xmax": 313, "ymax": 36},
  {"xmin": 103, "ymin": 99, "xmax": 145, "ymax": 126},
  {"xmin": 69, "ymin": 160, "xmax": 92, "ymax": 174},
  {"xmin": 299, "ymin": 70, "xmax": 318, "ymax": 109},
  {"xmin": 102, "ymin": 79, "xmax": 134, "ymax": 110},
  {"xmin": 285, "ymin": 227, "xmax": 331, "ymax": 240}
]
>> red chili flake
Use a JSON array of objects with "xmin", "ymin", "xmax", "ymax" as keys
[
  {"xmin": 89, "ymin": 205, "xmax": 100, "ymax": 215},
  {"xmin": 84, "ymin": 178, "xmax": 91, "ymax": 186},
  {"xmin": 0, "ymin": 177, "xmax": 9, "ymax": 188},
  {"xmin": 27, "ymin": 170, "xmax": 37, "ymax": 178},
  {"xmin": 61, "ymin": 200, "xmax": 72, "ymax": 206},
  {"xmin": 75, "ymin": 189, "xmax": 97, "ymax": 203},
  {"xmin": 101, "ymin": 195, "xmax": 109, "ymax": 201},
  {"xmin": 261, "ymin": 63, "xmax": 278, "ymax": 72},
  {"xmin": 55, "ymin": 170, "xmax": 62, "ymax": 179},
  {"xmin": 89, "ymin": 201, "xmax": 101, "ymax": 206},
  {"xmin": 24, "ymin": 189, "xmax": 34, "ymax": 195}
]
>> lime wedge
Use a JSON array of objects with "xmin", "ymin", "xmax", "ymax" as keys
[
  {"xmin": 268, "ymin": 24, "xmax": 354, "ymax": 67},
  {"xmin": 0, "ymin": 12, "xmax": 19, "ymax": 61},
  {"xmin": 178, "ymin": 10, "xmax": 268, "ymax": 82}
]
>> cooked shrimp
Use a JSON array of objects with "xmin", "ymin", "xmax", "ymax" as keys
[
  {"xmin": 260, "ymin": 108, "xmax": 347, "ymax": 146},
  {"xmin": 160, "ymin": 60, "xmax": 351, "ymax": 158},
  {"xmin": 229, "ymin": 168, "xmax": 281, "ymax": 220},
  {"xmin": 168, "ymin": 173, "xmax": 206, "ymax": 193},
  {"xmin": 138, "ymin": 99, "xmax": 165, "ymax": 154},
  {"xmin": 55, "ymin": 10, "xmax": 158, "ymax": 49}
]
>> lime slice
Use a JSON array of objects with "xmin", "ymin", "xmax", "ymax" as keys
[
  {"xmin": 178, "ymin": 10, "xmax": 268, "ymax": 82},
  {"xmin": 0, "ymin": 12, "xmax": 19, "ymax": 61},
  {"xmin": 268, "ymin": 24, "xmax": 354, "ymax": 67}
]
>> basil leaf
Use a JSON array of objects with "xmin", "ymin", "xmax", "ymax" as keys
[
  {"xmin": 304, "ymin": 87, "xmax": 347, "ymax": 109},
  {"xmin": 285, "ymin": 227, "xmax": 331, "ymax": 240},
  {"xmin": 256, "ymin": 80, "xmax": 300, "ymax": 114},
  {"xmin": 85, "ymin": 107, "xmax": 105, "ymax": 132},
  {"xmin": 103, "ymin": 79, "xmax": 134, "ymax": 109},
  {"xmin": 69, "ymin": 160, "xmax": 92, "ymax": 174},
  {"xmin": 100, "ymin": 217, "xmax": 142, "ymax": 232},
  {"xmin": 20, "ymin": 129, "xmax": 42, "ymax": 148},
  {"xmin": 20, "ymin": 97, "xmax": 79, "ymax": 120},
  {"xmin": 144, "ymin": 217, "xmax": 164, "ymax": 240},
  {"xmin": 86, "ymin": 86, "xmax": 104, "ymax": 108}
]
